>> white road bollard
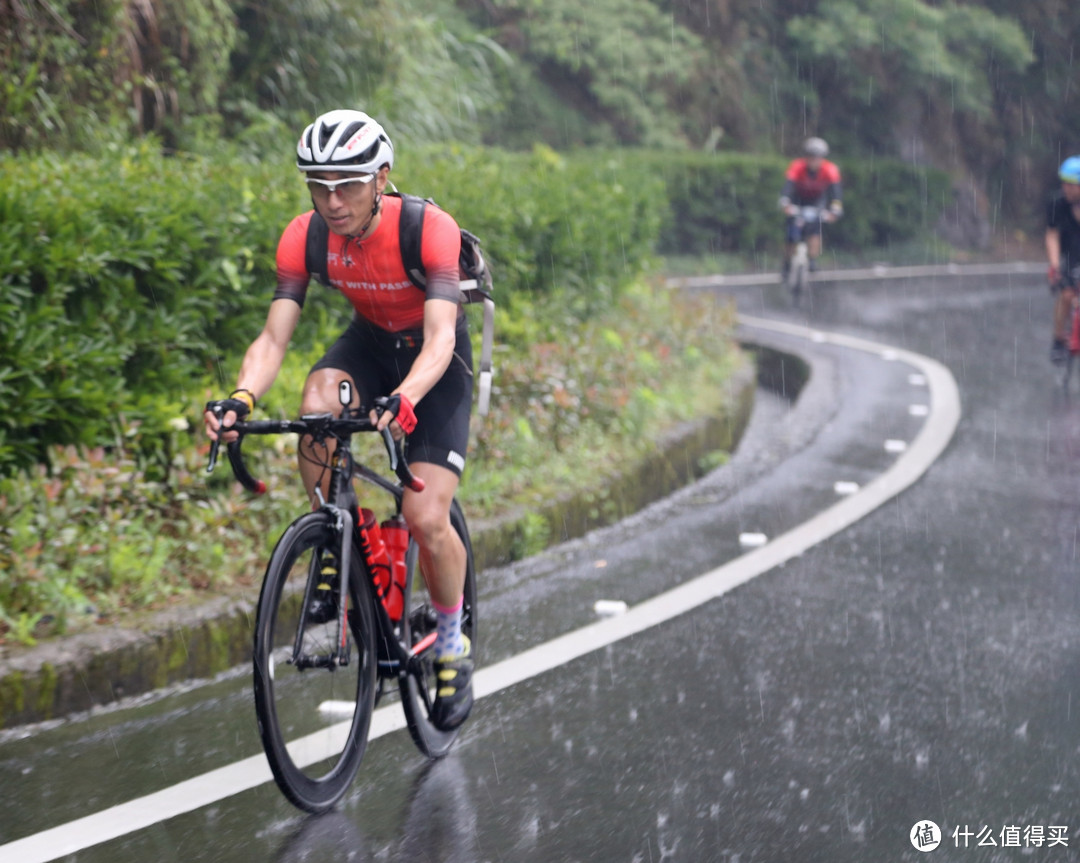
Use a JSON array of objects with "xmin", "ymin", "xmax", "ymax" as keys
[
  {"xmin": 739, "ymin": 532, "xmax": 768, "ymax": 548},
  {"xmin": 594, "ymin": 599, "xmax": 628, "ymax": 617}
]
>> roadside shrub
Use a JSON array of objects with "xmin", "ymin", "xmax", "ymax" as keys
[
  {"xmin": 395, "ymin": 144, "xmax": 664, "ymax": 312},
  {"xmin": 0, "ymin": 284, "xmax": 740, "ymax": 642},
  {"xmin": 653, "ymin": 150, "xmax": 949, "ymax": 256},
  {"xmin": 0, "ymin": 143, "xmax": 660, "ymax": 475},
  {"xmin": 0, "ymin": 143, "xmax": 306, "ymax": 472}
]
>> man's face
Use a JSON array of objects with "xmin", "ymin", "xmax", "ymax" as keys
[
  {"xmin": 307, "ymin": 166, "xmax": 389, "ymax": 235},
  {"xmin": 1063, "ymin": 181, "xmax": 1080, "ymax": 205},
  {"xmin": 806, "ymin": 155, "xmax": 823, "ymax": 172}
]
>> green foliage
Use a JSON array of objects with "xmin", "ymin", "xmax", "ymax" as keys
[
  {"xmin": 0, "ymin": 0, "xmax": 127, "ymax": 151},
  {"xmin": 0, "ymin": 0, "xmax": 238, "ymax": 152},
  {"xmin": 395, "ymin": 145, "xmax": 664, "ymax": 310},
  {"xmin": 0, "ymin": 143, "xmax": 660, "ymax": 475},
  {"xmin": 0, "ymin": 437, "xmax": 286, "ymax": 640},
  {"xmin": 466, "ymin": 0, "xmax": 703, "ymax": 146},
  {"xmin": 652, "ymin": 150, "xmax": 950, "ymax": 256},
  {"xmin": 788, "ymin": 0, "xmax": 1032, "ymax": 119},
  {"xmin": 225, "ymin": 0, "xmax": 508, "ymax": 150},
  {"xmin": 0, "ymin": 143, "xmax": 307, "ymax": 471},
  {"xmin": 0, "ymin": 285, "xmax": 741, "ymax": 644},
  {"xmin": 461, "ymin": 285, "xmax": 740, "ymax": 513}
]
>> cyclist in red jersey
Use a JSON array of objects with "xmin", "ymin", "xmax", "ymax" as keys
[
  {"xmin": 779, "ymin": 137, "xmax": 843, "ymax": 278},
  {"xmin": 204, "ymin": 110, "xmax": 474, "ymax": 731}
]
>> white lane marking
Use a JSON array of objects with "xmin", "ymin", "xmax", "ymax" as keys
[
  {"xmin": 884, "ymin": 439, "xmax": 909, "ymax": 453},
  {"xmin": 318, "ymin": 700, "xmax": 357, "ymax": 720},
  {"xmin": 909, "ymin": 404, "xmax": 930, "ymax": 417},
  {"xmin": 593, "ymin": 600, "xmax": 629, "ymax": 617},
  {"xmin": 833, "ymin": 481, "xmax": 860, "ymax": 496},
  {"xmin": 738, "ymin": 532, "xmax": 769, "ymax": 548},
  {"xmin": 908, "ymin": 373, "xmax": 927, "ymax": 387},
  {"xmin": 1, "ymin": 314, "xmax": 961, "ymax": 863}
]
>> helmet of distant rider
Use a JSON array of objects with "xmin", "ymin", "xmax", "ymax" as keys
[
  {"xmin": 296, "ymin": 110, "xmax": 394, "ymax": 174},
  {"xmin": 803, "ymin": 137, "xmax": 829, "ymax": 158},
  {"xmin": 1060, "ymin": 156, "xmax": 1080, "ymax": 185}
]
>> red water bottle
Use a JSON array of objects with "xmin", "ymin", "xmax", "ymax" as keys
[
  {"xmin": 358, "ymin": 508, "xmax": 393, "ymax": 613},
  {"xmin": 380, "ymin": 514, "xmax": 409, "ymax": 622}
]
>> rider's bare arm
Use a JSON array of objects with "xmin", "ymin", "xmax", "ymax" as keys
[
  {"xmin": 205, "ymin": 298, "xmax": 302, "ymax": 441},
  {"xmin": 1047, "ymin": 226, "xmax": 1062, "ymax": 272},
  {"xmin": 236, "ymin": 298, "xmax": 303, "ymax": 398}
]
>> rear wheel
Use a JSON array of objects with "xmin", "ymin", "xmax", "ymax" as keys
[
  {"xmin": 399, "ymin": 499, "xmax": 477, "ymax": 757},
  {"xmin": 252, "ymin": 512, "xmax": 377, "ymax": 813}
]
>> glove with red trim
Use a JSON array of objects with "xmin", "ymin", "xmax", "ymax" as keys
[{"xmin": 376, "ymin": 393, "xmax": 417, "ymax": 434}]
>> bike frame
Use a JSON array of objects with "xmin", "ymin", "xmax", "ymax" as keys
[{"xmin": 206, "ymin": 396, "xmax": 437, "ymax": 682}]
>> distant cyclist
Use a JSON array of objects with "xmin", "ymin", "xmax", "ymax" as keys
[
  {"xmin": 1046, "ymin": 155, "xmax": 1080, "ymax": 365},
  {"xmin": 779, "ymin": 137, "xmax": 843, "ymax": 279}
]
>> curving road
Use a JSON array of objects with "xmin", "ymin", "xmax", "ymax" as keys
[{"xmin": 2, "ymin": 269, "xmax": 1079, "ymax": 862}]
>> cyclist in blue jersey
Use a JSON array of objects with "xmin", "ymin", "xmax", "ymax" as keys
[{"xmin": 1046, "ymin": 156, "xmax": 1080, "ymax": 365}]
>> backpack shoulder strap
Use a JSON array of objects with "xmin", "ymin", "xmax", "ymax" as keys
[
  {"xmin": 305, "ymin": 210, "xmax": 331, "ymax": 287},
  {"xmin": 395, "ymin": 192, "xmax": 429, "ymax": 289}
]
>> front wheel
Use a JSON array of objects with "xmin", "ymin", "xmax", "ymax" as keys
[
  {"xmin": 252, "ymin": 511, "xmax": 378, "ymax": 813},
  {"xmin": 788, "ymin": 246, "xmax": 809, "ymax": 303},
  {"xmin": 399, "ymin": 499, "xmax": 478, "ymax": 757}
]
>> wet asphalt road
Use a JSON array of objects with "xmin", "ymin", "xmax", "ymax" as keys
[{"xmin": 3, "ymin": 272, "xmax": 1080, "ymax": 862}]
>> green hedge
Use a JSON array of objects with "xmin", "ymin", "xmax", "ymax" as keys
[
  {"xmin": 653, "ymin": 151, "xmax": 950, "ymax": 255},
  {"xmin": 0, "ymin": 141, "xmax": 946, "ymax": 474},
  {"xmin": 0, "ymin": 144, "xmax": 305, "ymax": 472},
  {"xmin": 0, "ymin": 144, "xmax": 660, "ymax": 474},
  {"xmin": 396, "ymin": 145, "xmax": 664, "ymax": 315}
]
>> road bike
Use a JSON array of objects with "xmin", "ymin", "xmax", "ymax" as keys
[
  {"xmin": 206, "ymin": 381, "xmax": 477, "ymax": 813},
  {"xmin": 785, "ymin": 205, "xmax": 825, "ymax": 304}
]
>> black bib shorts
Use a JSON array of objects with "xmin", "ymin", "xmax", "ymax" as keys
[{"xmin": 310, "ymin": 316, "xmax": 473, "ymax": 477}]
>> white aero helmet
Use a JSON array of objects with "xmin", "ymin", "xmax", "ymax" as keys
[
  {"xmin": 296, "ymin": 110, "xmax": 395, "ymax": 173},
  {"xmin": 803, "ymin": 136, "xmax": 829, "ymax": 157}
]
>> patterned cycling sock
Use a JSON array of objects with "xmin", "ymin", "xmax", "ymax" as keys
[{"xmin": 433, "ymin": 595, "xmax": 465, "ymax": 661}]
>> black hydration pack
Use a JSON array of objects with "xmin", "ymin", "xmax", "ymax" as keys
[{"xmin": 304, "ymin": 191, "xmax": 496, "ymax": 415}]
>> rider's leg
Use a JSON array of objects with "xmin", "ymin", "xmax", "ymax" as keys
[
  {"xmin": 807, "ymin": 231, "xmax": 823, "ymax": 263},
  {"xmin": 1054, "ymin": 289, "xmax": 1073, "ymax": 343},
  {"xmin": 298, "ymin": 367, "xmax": 360, "ymax": 505},
  {"xmin": 403, "ymin": 462, "xmax": 473, "ymax": 730},
  {"xmin": 781, "ymin": 243, "xmax": 795, "ymax": 282},
  {"xmin": 401, "ymin": 463, "xmax": 466, "ymax": 618}
]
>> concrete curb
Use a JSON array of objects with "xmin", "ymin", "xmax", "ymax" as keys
[
  {"xmin": 0, "ymin": 359, "xmax": 759, "ymax": 730},
  {"xmin": 666, "ymin": 260, "xmax": 1043, "ymax": 290}
]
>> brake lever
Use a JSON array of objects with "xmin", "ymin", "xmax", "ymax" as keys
[
  {"xmin": 376, "ymin": 413, "xmax": 425, "ymax": 492},
  {"xmin": 206, "ymin": 403, "xmax": 224, "ymax": 473},
  {"xmin": 380, "ymin": 426, "xmax": 398, "ymax": 471}
]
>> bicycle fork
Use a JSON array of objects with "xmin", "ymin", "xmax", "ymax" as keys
[{"xmin": 292, "ymin": 504, "xmax": 355, "ymax": 670}]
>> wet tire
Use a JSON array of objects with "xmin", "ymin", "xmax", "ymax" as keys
[
  {"xmin": 788, "ymin": 249, "xmax": 808, "ymax": 305},
  {"xmin": 399, "ymin": 499, "xmax": 477, "ymax": 758},
  {"xmin": 252, "ymin": 511, "xmax": 377, "ymax": 813}
]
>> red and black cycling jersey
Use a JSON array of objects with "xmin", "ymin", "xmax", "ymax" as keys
[
  {"xmin": 273, "ymin": 195, "xmax": 462, "ymax": 332},
  {"xmin": 781, "ymin": 158, "xmax": 843, "ymax": 208}
]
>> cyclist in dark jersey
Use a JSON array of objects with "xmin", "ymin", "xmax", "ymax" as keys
[
  {"xmin": 779, "ymin": 137, "xmax": 843, "ymax": 278},
  {"xmin": 204, "ymin": 110, "xmax": 474, "ymax": 731},
  {"xmin": 1046, "ymin": 156, "xmax": 1080, "ymax": 364}
]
